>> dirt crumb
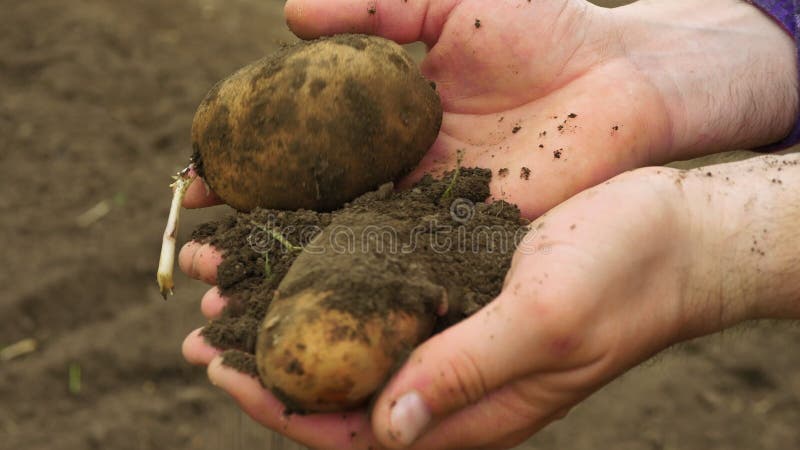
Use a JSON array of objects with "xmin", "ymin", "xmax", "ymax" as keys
[{"xmin": 520, "ymin": 167, "xmax": 531, "ymax": 180}]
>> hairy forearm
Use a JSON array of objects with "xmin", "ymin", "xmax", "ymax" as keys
[{"xmin": 613, "ymin": 0, "xmax": 798, "ymax": 158}]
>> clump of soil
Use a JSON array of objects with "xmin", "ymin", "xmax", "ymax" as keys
[{"xmin": 192, "ymin": 168, "xmax": 527, "ymax": 379}]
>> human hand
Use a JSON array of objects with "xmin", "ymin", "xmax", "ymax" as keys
[
  {"xmin": 183, "ymin": 0, "xmax": 797, "ymax": 217},
  {"xmin": 281, "ymin": 0, "xmax": 796, "ymax": 218},
  {"xmin": 183, "ymin": 153, "xmax": 800, "ymax": 449}
]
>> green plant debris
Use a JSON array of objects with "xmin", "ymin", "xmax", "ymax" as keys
[
  {"xmin": 249, "ymin": 221, "xmax": 303, "ymax": 252},
  {"xmin": 440, "ymin": 149, "xmax": 465, "ymax": 204},
  {"xmin": 68, "ymin": 362, "xmax": 82, "ymax": 395}
]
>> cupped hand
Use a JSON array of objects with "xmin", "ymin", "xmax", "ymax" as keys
[
  {"xmin": 184, "ymin": 0, "xmax": 796, "ymax": 216},
  {"xmin": 286, "ymin": 0, "xmax": 673, "ymax": 218},
  {"xmin": 185, "ymin": 0, "xmax": 666, "ymax": 215},
  {"xmin": 184, "ymin": 152, "xmax": 800, "ymax": 449},
  {"xmin": 182, "ymin": 165, "xmax": 700, "ymax": 449}
]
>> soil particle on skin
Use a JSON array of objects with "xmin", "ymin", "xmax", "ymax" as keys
[
  {"xmin": 512, "ymin": 125, "xmax": 522, "ymax": 134},
  {"xmin": 520, "ymin": 167, "xmax": 531, "ymax": 180},
  {"xmin": 568, "ymin": 113, "xmax": 577, "ymax": 118},
  {"xmin": 498, "ymin": 168, "xmax": 509, "ymax": 178},
  {"xmin": 673, "ymin": 170, "xmax": 688, "ymax": 186},
  {"xmin": 474, "ymin": 18, "xmax": 481, "ymax": 28},
  {"xmin": 192, "ymin": 169, "xmax": 525, "ymax": 376},
  {"xmin": 553, "ymin": 149, "xmax": 562, "ymax": 159}
]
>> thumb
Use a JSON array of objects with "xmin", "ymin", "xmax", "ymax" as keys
[
  {"xmin": 284, "ymin": 0, "xmax": 460, "ymax": 45},
  {"xmin": 370, "ymin": 277, "xmax": 588, "ymax": 448}
]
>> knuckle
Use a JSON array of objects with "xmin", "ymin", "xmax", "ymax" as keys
[
  {"xmin": 178, "ymin": 242, "xmax": 199, "ymax": 277},
  {"xmin": 526, "ymin": 295, "xmax": 588, "ymax": 359},
  {"xmin": 434, "ymin": 347, "xmax": 489, "ymax": 411}
]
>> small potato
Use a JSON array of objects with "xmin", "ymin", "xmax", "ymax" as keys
[
  {"xmin": 192, "ymin": 34, "xmax": 442, "ymax": 212},
  {"xmin": 255, "ymin": 216, "xmax": 445, "ymax": 412},
  {"xmin": 256, "ymin": 289, "xmax": 435, "ymax": 413}
]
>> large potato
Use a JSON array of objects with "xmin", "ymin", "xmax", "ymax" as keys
[{"xmin": 191, "ymin": 34, "xmax": 442, "ymax": 211}]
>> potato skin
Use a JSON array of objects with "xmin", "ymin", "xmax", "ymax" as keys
[
  {"xmin": 192, "ymin": 34, "xmax": 442, "ymax": 212},
  {"xmin": 256, "ymin": 289, "xmax": 435, "ymax": 413}
]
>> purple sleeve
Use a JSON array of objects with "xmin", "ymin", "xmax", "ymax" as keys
[{"xmin": 748, "ymin": 0, "xmax": 800, "ymax": 149}]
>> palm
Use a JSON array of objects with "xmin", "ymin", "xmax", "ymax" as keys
[{"xmin": 401, "ymin": 0, "xmax": 670, "ymax": 217}]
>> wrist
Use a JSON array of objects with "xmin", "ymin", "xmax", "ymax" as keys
[
  {"xmin": 613, "ymin": 0, "xmax": 798, "ymax": 159},
  {"xmin": 681, "ymin": 153, "xmax": 800, "ymax": 338},
  {"xmin": 732, "ymin": 154, "xmax": 800, "ymax": 321}
]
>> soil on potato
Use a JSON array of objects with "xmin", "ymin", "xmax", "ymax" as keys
[
  {"xmin": 194, "ymin": 169, "xmax": 526, "ymax": 384},
  {"xmin": 2, "ymin": 0, "xmax": 799, "ymax": 449}
]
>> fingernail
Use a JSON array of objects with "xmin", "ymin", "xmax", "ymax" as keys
[{"xmin": 389, "ymin": 391, "xmax": 431, "ymax": 446}]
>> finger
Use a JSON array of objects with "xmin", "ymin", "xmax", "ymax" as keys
[
  {"xmin": 200, "ymin": 286, "xmax": 228, "ymax": 320},
  {"xmin": 370, "ymin": 271, "xmax": 598, "ymax": 448},
  {"xmin": 207, "ymin": 357, "xmax": 381, "ymax": 450},
  {"xmin": 284, "ymin": 0, "xmax": 460, "ymax": 45},
  {"xmin": 182, "ymin": 328, "xmax": 222, "ymax": 365},
  {"xmin": 401, "ymin": 378, "xmax": 576, "ymax": 450},
  {"xmin": 178, "ymin": 241, "xmax": 223, "ymax": 284},
  {"xmin": 183, "ymin": 176, "xmax": 224, "ymax": 209}
]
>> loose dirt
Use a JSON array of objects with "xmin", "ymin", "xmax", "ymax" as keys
[{"xmin": 195, "ymin": 169, "xmax": 524, "ymax": 384}]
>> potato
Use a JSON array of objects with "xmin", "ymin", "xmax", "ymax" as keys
[
  {"xmin": 255, "ymin": 217, "xmax": 445, "ymax": 412},
  {"xmin": 257, "ymin": 289, "xmax": 435, "ymax": 412},
  {"xmin": 191, "ymin": 34, "xmax": 442, "ymax": 212}
]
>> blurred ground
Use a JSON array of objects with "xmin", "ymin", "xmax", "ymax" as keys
[{"xmin": 0, "ymin": 0, "xmax": 798, "ymax": 449}]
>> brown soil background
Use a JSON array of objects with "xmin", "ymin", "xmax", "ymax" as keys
[{"xmin": 1, "ymin": 0, "xmax": 798, "ymax": 449}]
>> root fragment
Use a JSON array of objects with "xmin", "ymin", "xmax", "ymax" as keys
[{"xmin": 157, "ymin": 165, "xmax": 196, "ymax": 299}]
